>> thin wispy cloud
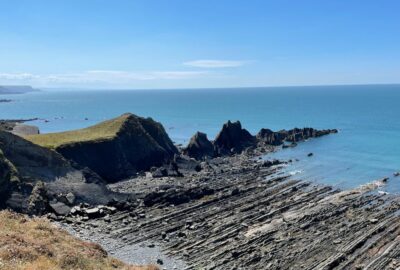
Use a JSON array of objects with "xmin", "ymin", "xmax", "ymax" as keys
[
  {"xmin": 183, "ymin": 60, "xmax": 247, "ymax": 68},
  {"xmin": 0, "ymin": 70, "xmax": 208, "ymax": 86},
  {"xmin": 0, "ymin": 73, "xmax": 39, "ymax": 80}
]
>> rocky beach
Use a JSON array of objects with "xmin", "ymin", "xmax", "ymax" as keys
[{"xmin": 1, "ymin": 112, "xmax": 399, "ymax": 269}]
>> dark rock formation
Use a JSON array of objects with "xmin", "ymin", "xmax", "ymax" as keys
[
  {"xmin": 0, "ymin": 131, "xmax": 117, "ymax": 214},
  {"xmin": 143, "ymin": 185, "xmax": 214, "ymax": 207},
  {"xmin": 214, "ymin": 121, "xmax": 256, "ymax": 155},
  {"xmin": 49, "ymin": 201, "xmax": 71, "ymax": 216},
  {"xmin": 173, "ymin": 155, "xmax": 202, "ymax": 173},
  {"xmin": 27, "ymin": 181, "xmax": 49, "ymax": 215},
  {"xmin": 56, "ymin": 114, "xmax": 178, "ymax": 182},
  {"xmin": 183, "ymin": 132, "xmax": 214, "ymax": 160},
  {"xmin": 256, "ymin": 128, "xmax": 287, "ymax": 145},
  {"xmin": 0, "ymin": 149, "xmax": 19, "ymax": 207},
  {"xmin": 184, "ymin": 122, "xmax": 337, "ymax": 159},
  {"xmin": 285, "ymin": 127, "xmax": 338, "ymax": 142},
  {"xmin": 151, "ymin": 162, "xmax": 183, "ymax": 178},
  {"xmin": 257, "ymin": 127, "xmax": 338, "ymax": 145}
]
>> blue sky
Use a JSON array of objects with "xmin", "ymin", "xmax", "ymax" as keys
[{"xmin": 0, "ymin": 0, "xmax": 399, "ymax": 89}]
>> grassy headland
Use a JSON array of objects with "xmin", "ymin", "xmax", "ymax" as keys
[{"xmin": 24, "ymin": 114, "xmax": 130, "ymax": 149}]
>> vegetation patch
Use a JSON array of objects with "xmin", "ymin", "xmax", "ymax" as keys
[
  {"xmin": 0, "ymin": 210, "xmax": 158, "ymax": 270},
  {"xmin": 24, "ymin": 114, "xmax": 130, "ymax": 149}
]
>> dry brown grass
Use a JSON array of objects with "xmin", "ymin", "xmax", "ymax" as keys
[{"xmin": 0, "ymin": 210, "xmax": 158, "ymax": 270}]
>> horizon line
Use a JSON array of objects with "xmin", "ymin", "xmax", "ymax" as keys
[{"xmin": 36, "ymin": 82, "xmax": 400, "ymax": 91}]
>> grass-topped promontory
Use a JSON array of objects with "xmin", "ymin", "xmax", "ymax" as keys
[{"xmin": 24, "ymin": 114, "xmax": 131, "ymax": 149}]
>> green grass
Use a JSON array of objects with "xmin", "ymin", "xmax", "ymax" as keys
[{"xmin": 24, "ymin": 114, "xmax": 131, "ymax": 149}]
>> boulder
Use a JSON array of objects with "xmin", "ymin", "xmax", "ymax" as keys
[
  {"xmin": 173, "ymin": 155, "xmax": 202, "ymax": 173},
  {"xmin": 49, "ymin": 201, "xmax": 71, "ymax": 216},
  {"xmin": 214, "ymin": 121, "xmax": 256, "ymax": 155},
  {"xmin": 25, "ymin": 113, "xmax": 178, "ymax": 182},
  {"xmin": 183, "ymin": 132, "xmax": 214, "ymax": 160},
  {"xmin": 0, "ymin": 149, "xmax": 19, "ymax": 207},
  {"xmin": 65, "ymin": 192, "xmax": 76, "ymax": 205},
  {"xmin": 27, "ymin": 181, "xmax": 49, "ymax": 215},
  {"xmin": 151, "ymin": 161, "xmax": 183, "ymax": 178}
]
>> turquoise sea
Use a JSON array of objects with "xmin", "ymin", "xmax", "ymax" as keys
[{"xmin": 1, "ymin": 85, "xmax": 400, "ymax": 193}]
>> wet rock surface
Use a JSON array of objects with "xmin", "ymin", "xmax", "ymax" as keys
[{"xmin": 60, "ymin": 150, "xmax": 400, "ymax": 270}]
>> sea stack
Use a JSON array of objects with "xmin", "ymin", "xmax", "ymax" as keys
[
  {"xmin": 214, "ymin": 120, "xmax": 256, "ymax": 155},
  {"xmin": 183, "ymin": 131, "xmax": 214, "ymax": 160}
]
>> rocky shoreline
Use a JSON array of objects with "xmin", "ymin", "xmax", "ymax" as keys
[
  {"xmin": 56, "ymin": 151, "xmax": 400, "ymax": 269},
  {"xmin": 2, "ymin": 113, "xmax": 399, "ymax": 269}
]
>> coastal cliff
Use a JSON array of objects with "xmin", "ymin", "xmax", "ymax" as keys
[
  {"xmin": 0, "ymin": 131, "xmax": 114, "ymax": 214},
  {"xmin": 24, "ymin": 113, "xmax": 178, "ymax": 182}
]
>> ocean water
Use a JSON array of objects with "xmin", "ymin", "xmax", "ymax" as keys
[{"xmin": 1, "ymin": 85, "xmax": 400, "ymax": 193}]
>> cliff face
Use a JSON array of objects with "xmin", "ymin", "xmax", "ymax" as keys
[
  {"xmin": 0, "ymin": 131, "xmax": 113, "ymax": 213},
  {"xmin": 28, "ymin": 113, "xmax": 178, "ymax": 182}
]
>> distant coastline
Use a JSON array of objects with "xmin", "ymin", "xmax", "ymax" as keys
[
  {"xmin": 0, "ymin": 85, "xmax": 39, "ymax": 95},
  {"xmin": 0, "ymin": 99, "xmax": 12, "ymax": 103}
]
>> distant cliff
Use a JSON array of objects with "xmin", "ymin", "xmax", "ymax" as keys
[{"xmin": 0, "ymin": 85, "xmax": 39, "ymax": 94}]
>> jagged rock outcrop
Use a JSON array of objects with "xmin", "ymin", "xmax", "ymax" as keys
[
  {"xmin": 285, "ymin": 127, "xmax": 338, "ymax": 142},
  {"xmin": 256, "ymin": 128, "xmax": 287, "ymax": 145},
  {"xmin": 185, "ymin": 123, "xmax": 338, "ymax": 160},
  {"xmin": 0, "ymin": 131, "xmax": 116, "ymax": 214},
  {"xmin": 183, "ymin": 132, "xmax": 214, "ymax": 160},
  {"xmin": 257, "ymin": 127, "xmax": 338, "ymax": 145},
  {"xmin": 25, "ymin": 113, "xmax": 179, "ymax": 182},
  {"xmin": 214, "ymin": 121, "xmax": 256, "ymax": 155}
]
